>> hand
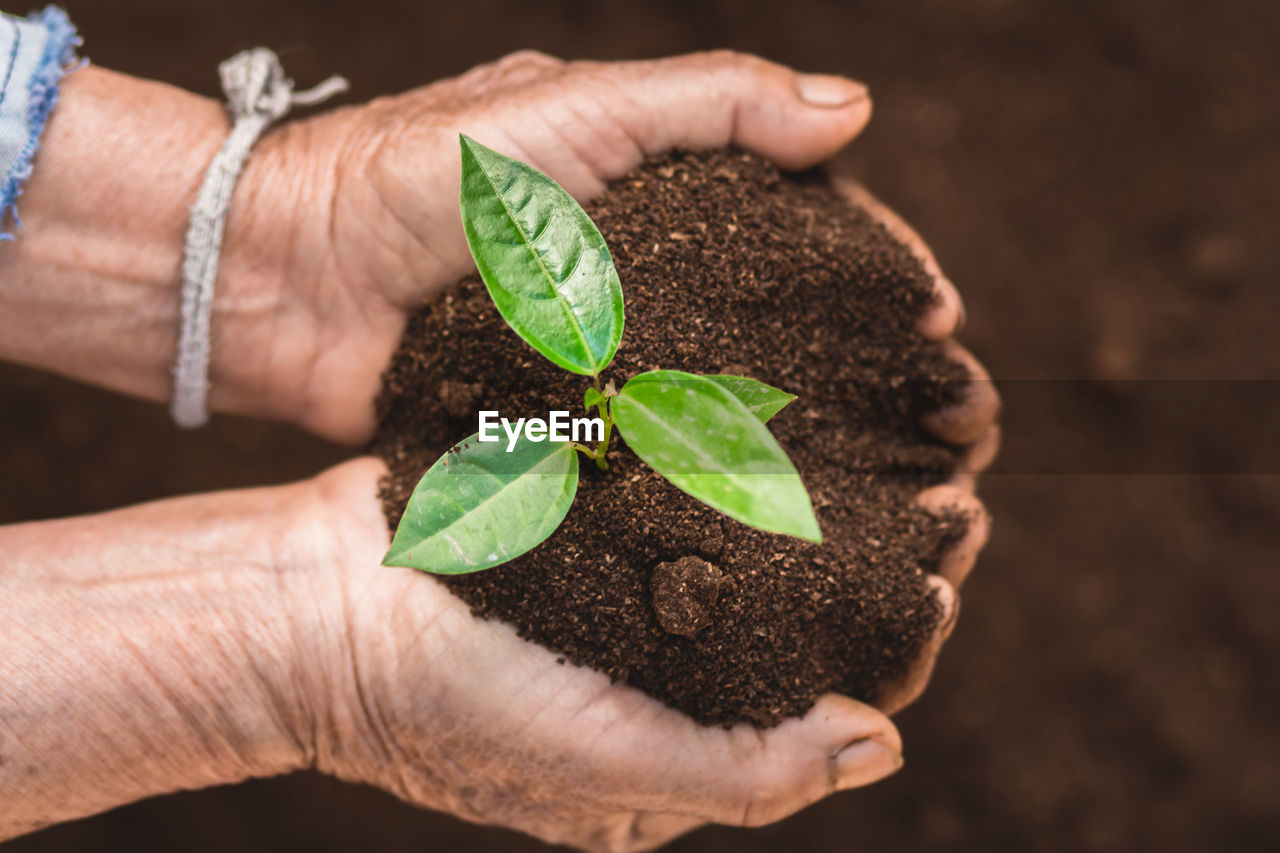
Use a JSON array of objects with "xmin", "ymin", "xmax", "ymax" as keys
[
  {"xmin": 277, "ymin": 458, "xmax": 962, "ymax": 852},
  {"xmin": 276, "ymin": 206, "xmax": 997, "ymax": 850},
  {"xmin": 0, "ymin": 52, "xmax": 998, "ymax": 850},
  {"xmin": 0, "ymin": 52, "xmax": 993, "ymax": 452},
  {"xmin": 827, "ymin": 176, "xmax": 999, "ymax": 712},
  {"xmin": 250, "ymin": 53, "xmax": 999, "ymax": 848},
  {"xmin": 0, "ymin": 447, "xmax": 989, "ymax": 850},
  {"xmin": 235, "ymin": 50, "xmax": 978, "ymax": 443}
]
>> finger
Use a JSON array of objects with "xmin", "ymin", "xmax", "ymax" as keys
[
  {"xmin": 547, "ymin": 687, "xmax": 901, "ymax": 831},
  {"xmin": 726, "ymin": 694, "xmax": 904, "ymax": 825},
  {"xmin": 831, "ymin": 176, "xmax": 964, "ymax": 340},
  {"xmin": 876, "ymin": 575, "xmax": 958, "ymax": 715},
  {"xmin": 370, "ymin": 51, "xmax": 875, "ymax": 307},
  {"xmin": 923, "ymin": 340, "xmax": 1001, "ymax": 446},
  {"xmin": 942, "ymin": 424, "xmax": 999, "ymax": 493},
  {"xmin": 409, "ymin": 50, "xmax": 567, "ymax": 109},
  {"xmin": 914, "ymin": 484, "xmax": 991, "ymax": 587},
  {"xmin": 564, "ymin": 51, "xmax": 873, "ymax": 173},
  {"xmin": 959, "ymin": 422, "xmax": 1001, "ymax": 477},
  {"xmin": 454, "ymin": 49, "xmax": 565, "ymax": 92},
  {"xmin": 509, "ymin": 51, "xmax": 870, "ymax": 184}
]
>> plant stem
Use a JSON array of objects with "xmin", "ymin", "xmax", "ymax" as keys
[
  {"xmin": 593, "ymin": 423, "xmax": 612, "ymax": 471},
  {"xmin": 592, "ymin": 396, "xmax": 613, "ymax": 471}
]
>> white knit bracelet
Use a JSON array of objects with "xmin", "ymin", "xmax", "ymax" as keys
[{"xmin": 171, "ymin": 48, "xmax": 348, "ymax": 428}]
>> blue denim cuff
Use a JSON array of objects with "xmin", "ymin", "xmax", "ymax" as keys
[{"xmin": 0, "ymin": 6, "xmax": 80, "ymax": 239}]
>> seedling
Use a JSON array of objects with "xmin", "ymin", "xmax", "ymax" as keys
[{"xmin": 383, "ymin": 136, "xmax": 821, "ymax": 574}]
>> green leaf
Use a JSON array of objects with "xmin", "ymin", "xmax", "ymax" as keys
[
  {"xmin": 459, "ymin": 135, "xmax": 624, "ymax": 376},
  {"xmin": 704, "ymin": 375, "xmax": 796, "ymax": 422},
  {"xmin": 383, "ymin": 432, "xmax": 579, "ymax": 574},
  {"xmin": 584, "ymin": 386, "xmax": 606, "ymax": 412},
  {"xmin": 612, "ymin": 370, "xmax": 821, "ymax": 543}
]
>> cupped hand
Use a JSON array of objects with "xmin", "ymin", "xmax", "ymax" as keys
[
  {"xmin": 0, "ymin": 51, "xmax": 998, "ymax": 847},
  {"xmin": 282, "ymin": 457, "xmax": 985, "ymax": 853},
  {"xmin": 244, "ymin": 52, "xmax": 998, "ymax": 851},
  {"xmin": 827, "ymin": 176, "xmax": 999, "ymax": 712},
  {"xmin": 236, "ymin": 50, "xmax": 984, "ymax": 443}
]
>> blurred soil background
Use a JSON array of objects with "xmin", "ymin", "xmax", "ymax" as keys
[{"xmin": 3, "ymin": 0, "xmax": 1277, "ymax": 850}]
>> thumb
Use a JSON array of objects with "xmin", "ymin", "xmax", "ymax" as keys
[
  {"xmin": 568, "ymin": 694, "xmax": 902, "ymax": 852},
  {"xmin": 437, "ymin": 51, "xmax": 872, "ymax": 198},
  {"xmin": 565, "ymin": 51, "xmax": 872, "ymax": 172},
  {"xmin": 575, "ymin": 691, "xmax": 902, "ymax": 830},
  {"xmin": 360, "ymin": 51, "xmax": 872, "ymax": 303},
  {"xmin": 723, "ymin": 694, "xmax": 904, "ymax": 826}
]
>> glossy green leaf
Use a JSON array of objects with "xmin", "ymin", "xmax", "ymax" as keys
[
  {"xmin": 612, "ymin": 370, "xmax": 821, "ymax": 543},
  {"xmin": 459, "ymin": 135, "xmax": 624, "ymax": 375},
  {"xmin": 584, "ymin": 386, "xmax": 606, "ymax": 413},
  {"xmin": 383, "ymin": 432, "xmax": 579, "ymax": 574},
  {"xmin": 704, "ymin": 375, "xmax": 796, "ymax": 423}
]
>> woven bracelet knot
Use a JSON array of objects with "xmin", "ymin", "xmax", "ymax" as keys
[
  {"xmin": 171, "ymin": 48, "xmax": 348, "ymax": 428},
  {"xmin": 220, "ymin": 48, "xmax": 293, "ymax": 123}
]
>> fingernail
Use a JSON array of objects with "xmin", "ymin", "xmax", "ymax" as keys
[
  {"xmin": 833, "ymin": 736, "xmax": 903, "ymax": 790},
  {"xmin": 928, "ymin": 574, "xmax": 961, "ymax": 635},
  {"xmin": 795, "ymin": 74, "xmax": 869, "ymax": 108}
]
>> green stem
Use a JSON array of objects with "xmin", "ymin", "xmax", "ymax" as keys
[
  {"xmin": 593, "ymin": 417, "xmax": 613, "ymax": 471},
  {"xmin": 582, "ymin": 378, "xmax": 615, "ymax": 471}
]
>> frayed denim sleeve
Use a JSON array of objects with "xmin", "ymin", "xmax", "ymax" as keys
[{"xmin": 0, "ymin": 6, "xmax": 80, "ymax": 240}]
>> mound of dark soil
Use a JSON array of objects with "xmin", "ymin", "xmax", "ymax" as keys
[{"xmin": 372, "ymin": 148, "xmax": 968, "ymax": 726}]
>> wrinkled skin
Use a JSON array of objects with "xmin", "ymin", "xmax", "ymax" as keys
[
  {"xmin": 0, "ymin": 51, "xmax": 998, "ymax": 852},
  {"xmin": 258, "ymin": 51, "xmax": 998, "ymax": 851}
]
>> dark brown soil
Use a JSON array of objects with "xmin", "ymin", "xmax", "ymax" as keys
[{"xmin": 371, "ymin": 149, "xmax": 967, "ymax": 726}]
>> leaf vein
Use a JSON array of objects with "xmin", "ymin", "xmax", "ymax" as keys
[{"xmin": 474, "ymin": 156, "xmax": 599, "ymax": 373}]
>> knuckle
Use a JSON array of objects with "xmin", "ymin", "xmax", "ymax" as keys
[
  {"xmin": 711, "ymin": 49, "xmax": 774, "ymax": 82},
  {"xmin": 672, "ymin": 49, "xmax": 775, "ymax": 90},
  {"xmin": 704, "ymin": 47, "xmax": 745, "ymax": 64},
  {"xmin": 496, "ymin": 49, "xmax": 564, "ymax": 72},
  {"xmin": 451, "ymin": 50, "xmax": 565, "ymax": 99},
  {"xmin": 702, "ymin": 48, "xmax": 756, "ymax": 69}
]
